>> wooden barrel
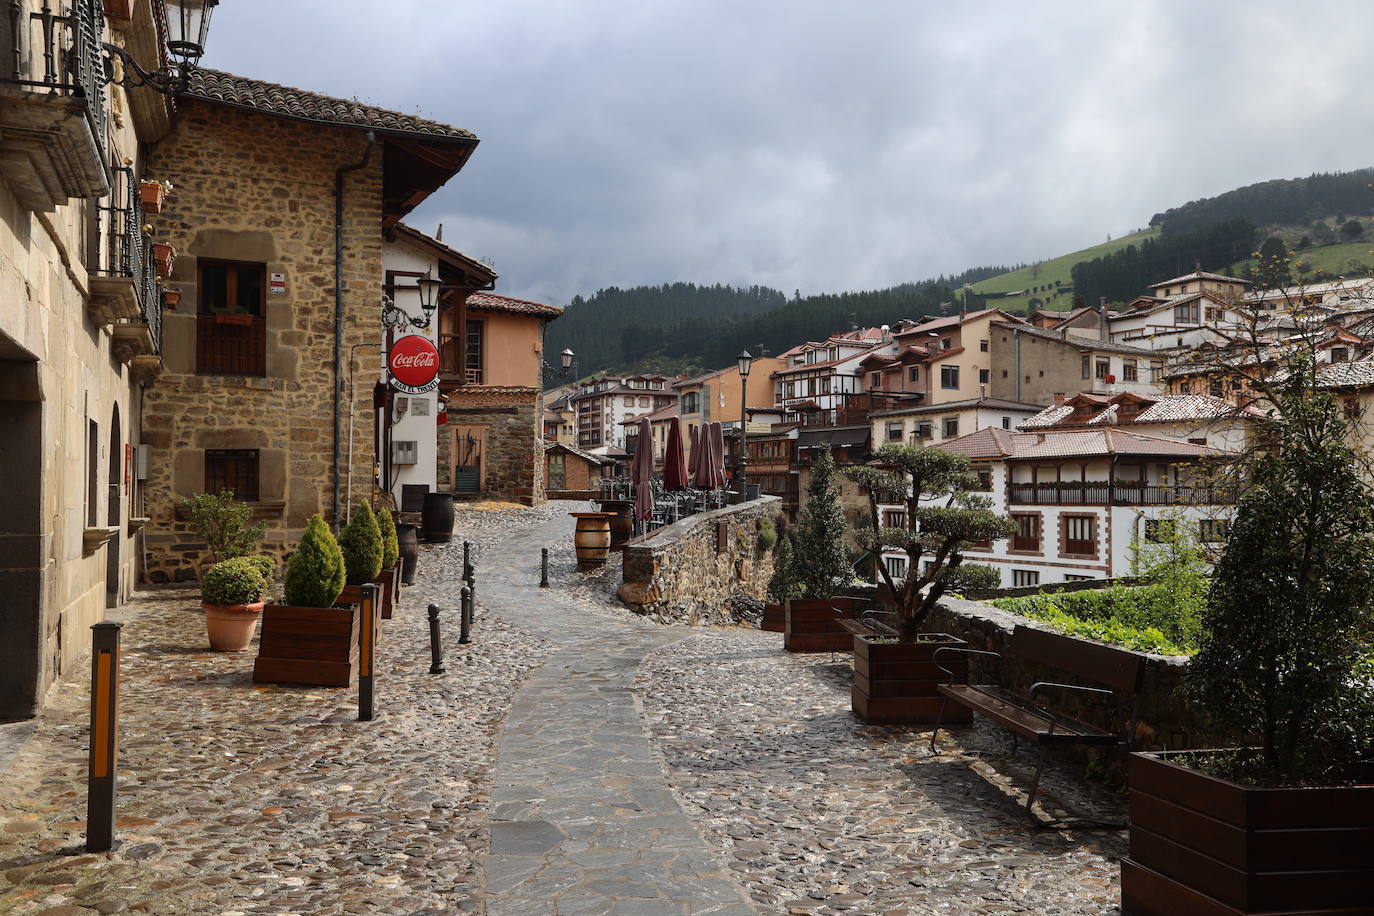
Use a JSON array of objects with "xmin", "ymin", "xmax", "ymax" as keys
[
  {"xmin": 599, "ymin": 500, "xmax": 634, "ymax": 547},
  {"xmin": 396, "ymin": 524, "xmax": 420, "ymax": 585},
  {"xmin": 421, "ymin": 492, "xmax": 455, "ymax": 543},
  {"xmin": 570, "ymin": 512, "xmax": 612, "ymax": 567}
]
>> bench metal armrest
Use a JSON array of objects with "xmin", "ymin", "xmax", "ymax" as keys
[
  {"xmin": 1028, "ymin": 681, "xmax": 1115, "ymax": 734},
  {"xmin": 932, "ymin": 647, "xmax": 1002, "ymax": 686}
]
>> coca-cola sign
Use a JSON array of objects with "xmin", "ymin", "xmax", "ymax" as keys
[{"xmin": 388, "ymin": 334, "xmax": 440, "ymax": 394}]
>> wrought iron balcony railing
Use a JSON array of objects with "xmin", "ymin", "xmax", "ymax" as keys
[{"xmin": 91, "ymin": 165, "xmax": 160, "ymax": 355}]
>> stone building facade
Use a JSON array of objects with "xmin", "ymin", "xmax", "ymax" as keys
[
  {"xmin": 139, "ymin": 70, "xmax": 478, "ymax": 579},
  {"xmin": 0, "ymin": 0, "xmax": 170, "ymax": 717}
]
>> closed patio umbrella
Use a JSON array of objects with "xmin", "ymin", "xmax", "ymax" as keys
[
  {"xmin": 687, "ymin": 424, "xmax": 700, "ymax": 480},
  {"xmin": 663, "ymin": 417, "xmax": 689, "ymax": 491},
  {"xmin": 699, "ymin": 422, "xmax": 726, "ymax": 490},
  {"xmin": 632, "ymin": 417, "xmax": 655, "ymax": 522}
]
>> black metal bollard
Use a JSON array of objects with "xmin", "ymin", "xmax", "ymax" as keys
[
  {"xmin": 427, "ymin": 604, "xmax": 447, "ymax": 674},
  {"xmin": 358, "ymin": 583, "xmax": 379, "ymax": 721},
  {"xmin": 86, "ymin": 621, "xmax": 122, "ymax": 852},
  {"xmin": 459, "ymin": 585, "xmax": 473, "ymax": 644},
  {"xmin": 540, "ymin": 547, "xmax": 550, "ymax": 588},
  {"xmin": 462, "ymin": 540, "xmax": 474, "ymax": 583}
]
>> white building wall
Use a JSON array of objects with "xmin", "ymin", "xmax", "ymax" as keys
[{"xmin": 381, "ymin": 240, "xmax": 440, "ymax": 505}]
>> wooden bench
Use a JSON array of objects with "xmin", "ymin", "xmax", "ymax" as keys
[{"xmin": 929, "ymin": 625, "xmax": 1143, "ymax": 823}]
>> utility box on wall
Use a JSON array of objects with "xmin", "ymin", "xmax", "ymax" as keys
[{"xmin": 391, "ymin": 440, "xmax": 418, "ymax": 466}]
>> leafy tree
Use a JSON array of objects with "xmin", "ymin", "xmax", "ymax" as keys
[
  {"xmin": 1341, "ymin": 218, "xmax": 1365, "ymax": 240},
  {"xmin": 284, "ymin": 515, "xmax": 346, "ymax": 608},
  {"xmin": 791, "ymin": 445, "xmax": 850, "ymax": 599},
  {"xmin": 845, "ymin": 445, "xmax": 1016, "ymax": 640},
  {"xmin": 1255, "ymin": 237, "xmax": 1292, "ymax": 288},
  {"xmin": 1189, "ymin": 368, "xmax": 1374, "ymax": 781},
  {"xmin": 338, "ymin": 501, "xmax": 383, "ymax": 586},
  {"xmin": 945, "ymin": 563, "xmax": 1000, "ymax": 593},
  {"xmin": 181, "ymin": 490, "xmax": 265, "ymax": 564}
]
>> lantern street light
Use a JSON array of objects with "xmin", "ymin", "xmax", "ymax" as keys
[
  {"xmin": 383, "ymin": 271, "xmax": 440, "ymax": 331},
  {"xmin": 103, "ymin": 0, "xmax": 218, "ymax": 94},
  {"xmin": 736, "ymin": 349, "xmax": 753, "ymax": 502}
]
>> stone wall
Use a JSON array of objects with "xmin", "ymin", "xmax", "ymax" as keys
[
  {"xmin": 928, "ymin": 597, "xmax": 1210, "ymax": 754},
  {"xmin": 142, "ymin": 100, "xmax": 383, "ymax": 580},
  {"xmin": 618, "ymin": 496, "xmax": 785, "ymax": 625},
  {"xmin": 441, "ymin": 386, "xmax": 545, "ymax": 505}
]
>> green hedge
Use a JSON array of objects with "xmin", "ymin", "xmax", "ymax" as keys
[{"xmin": 992, "ymin": 583, "xmax": 1203, "ymax": 655}]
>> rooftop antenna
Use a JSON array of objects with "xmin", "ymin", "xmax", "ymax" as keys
[{"xmin": 755, "ymin": 342, "xmax": 768, "ymax": 357}]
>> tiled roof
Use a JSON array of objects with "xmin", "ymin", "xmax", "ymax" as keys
[
  {"xmin": 1019, "ymin": 393, "xmax": 1258, "ymax": 430},
  {"xmin": 773, "ymin": 344, "xmax": 890, "ymax": 376},
  {"xmin": 392, "ymin": 222, "xmax": 497, "ymax": 283},
  {"xmin": 184, "ymin": 69, "xmax": 476, "ymax": 141},
  {"xmin": 894, "ymin": 308, "xmax": 1014, "ymax": 336},
  {"xmin": 465, "ymin": 291, "xmax": 563, "ymax": 318},
  {"xmin": 870, "ymin": 397, "xmax": 1045, "ymax": 418},
  {"xmin": 937, "ymin": 427, "xmax": 1219, "ymax": 461},
  {"xmin": 1314, "ymin": 359, "xmax": 1374, "ymax": 389},
  {"xmin": 990, "ymin": 320, "xmax": 1157, "ymax": 355},
  {"xmin": 544, "ymin": 441, "xmax": 616, "ymax": 465},
  {"xmin": 620, "ymin": 403, "xmax": 679, "ymax": 424},
  {"xmin": 1151, "ymin": 270, "xmax": 1249, "ymax": 288}
]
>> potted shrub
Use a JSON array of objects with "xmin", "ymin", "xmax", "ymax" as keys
[
  {"xmin": 337, "ymin": 501, "xmax": 384, "ymax": 609},
  {"xmin": 253, "ymin": 515, "xmax": 355, "ymax": 686},
  {"xmin": 180, "ymin": 489, "xmax": 266, "ymax": 570},
  {"xmin": 201, "ymin": 555, "xmax": 273, "ymax": 651},
  {"xmin": 139, "ymin": 178, "xmax": 171, "ymax": 214},
  {"xmin": 760, "ymin": 523, "xmax": 795, "ymax": 632},
  {"xmin": 783, "ymin": 445, "xmax": 860, "ymax": 651},
  {"xmin": 375, "ymin": 506, "xmax": 401, "ymax": 619},
  {"xmin": 1121, "ymin": 372, "xmax": 1374, "ymax": 914},
  {"xmin": 844, "ymin": 445, "xmax": 1016, "ymax": 724}
]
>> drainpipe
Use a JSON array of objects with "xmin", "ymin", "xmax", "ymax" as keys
[{"xmin": 333, "ymin": 131, "xmax": 377, "ymax": 529}]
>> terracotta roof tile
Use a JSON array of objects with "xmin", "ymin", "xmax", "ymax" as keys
[
  {"xmin": 937, "ymin": 427, "xmax": 1219, "ymax": 460},
  {"xmin": 465, "ymin": 291, "xmax": 563, "ymax": 318},
  {"xmin": 184, "ymin": 69, "xmax": 476, "ymax": 141},
  {"xmin": 1019, "ymin": 393, "xmax": 1258, "ymax": 430}
]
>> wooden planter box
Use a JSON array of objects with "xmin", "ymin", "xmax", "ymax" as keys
[
  {"xmin": 1122, "ymin": 750, "xmax": 1374, "ymax": 914},
  {"xmin": 852, "ymin": 633, "xmax": 972, "ymax": 725},
  {"xmin": 339, "ymin": 579, "xmax": 389, "ymax": 622},
  {"xmin": 783, "ymin": 598, "xmax": 857, "ymax": 652},
  {"xmin": 253, "ymin": 604, "xmax": 359, "ymax": 687},
  {"xmin": 760, "ymin": 603, "xmax": 784, "ymax": 632},
  {"xmin": 376, "ymin": 565, "xmax": 399, "ymax": 619}
]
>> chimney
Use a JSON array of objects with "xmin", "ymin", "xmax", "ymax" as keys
[
  {"xmin": 1053, "ymin": 392, "xmax": 1066, "ymax": 406},
  {"xmin": 1098, "ymin": 297, "xmax": 1109, "ymax": 342},
  {"xmin": 1036, "ymin": 433, "xmax": 1047, "ymax": 444}
]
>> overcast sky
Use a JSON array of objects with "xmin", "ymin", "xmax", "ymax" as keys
[{"xmin": 205, "ymin": 1, "xmax": 1374, "ymax": 306}]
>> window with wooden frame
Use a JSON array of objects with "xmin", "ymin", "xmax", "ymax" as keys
[
  {"xmin": 1144, "ymin": 518, "xmax": 1177, "ymax": 543},
  {"xmin": 1061, "ymin": 514, "xmax": 1097, "ymax": 557},
  {"xmin": 940, "ymin": 365, "xmax": 959, "ymax": 389},
  {"xmin": 942, "ymin": 416, "xmax": 959, "ymax": 438},
  {"xmin": 1122, "ymin": 359, "xmax": 1138, "ymax": 381},
  {"xmin": 204, "ymin": 449, "xmax": 260, "ymax": 501},
  {"xmin": 465, "ymin": 319, "xmax": 485, "ymax": 384},
  {"xmin": 1010, "ymin": 513, "xmax": 1041, "ymax": 551},
  {"xmin": 908, "ymin": 365, "xmax": 920, "ymax": 383},
  {"xmin": 883, "ymin": 510, "xmax": 906, "ymax": 528},
  {"xmin": 1012, "ymin": 569, "xmax": 1039, "ymax": 587},
  {"xmin": 197, "ymin": 259, "xmax": 266, "ymax": 376},
  {"xmin": 1198, "ymin": 518, "xmax": 1230, "ymax": 543}
]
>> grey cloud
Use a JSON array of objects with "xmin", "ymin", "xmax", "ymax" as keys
[{"xmin": 206, "ymin": 0, "xmax": 1374, "ymax": 305}]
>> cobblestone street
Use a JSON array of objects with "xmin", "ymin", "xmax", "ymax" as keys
[{"xmin": 2, "ymin": 504, "xmax": 1122, "ymax": 915}]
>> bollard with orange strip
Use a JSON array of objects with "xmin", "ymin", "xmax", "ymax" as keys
[
  {"xmin": 87, "ymin": 621, "xmax": 122, "ymax": 852},
  {"xmin": 358, "ymin": 583, "xmax": 379, "ymax": 721}
]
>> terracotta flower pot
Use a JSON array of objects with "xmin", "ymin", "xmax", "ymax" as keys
[
  {"xmin": 203, "ymin": 600, "xmax": 265, "ymax": 651},
  {"xmin": 161, "ymin": 288, "xmax": 181, "ymax": 309},
  {"xmin": 139, "ymin": 180, "xmax": 164, "ymax": 213}
]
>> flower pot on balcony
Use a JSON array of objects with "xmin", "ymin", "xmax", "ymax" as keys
[
  {"xmin": 153, "ymin": 242, "xmax": 175, "ymax": 278},
  {"xmin": 139, "ymin": 179, "xmax": 165, "ymax": 213},
  {"xmin": 1121, "ymin": 750, "xmax": 1374, "ymax": 915},
  {"xmin": 104, "ymin": 0, "xmax": 135, "ymax": 21},
  {"xmin": 161, "ymin": 288, "xmax": 181, "ymax": 310}
]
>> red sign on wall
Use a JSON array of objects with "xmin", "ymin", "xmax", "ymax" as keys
[{"xmin": 388, "ymin": 335, "xmax": 440, "ymax": 394}]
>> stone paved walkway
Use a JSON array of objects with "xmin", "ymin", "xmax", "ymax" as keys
[{"xmin": 476, "ymin": 514, "xmax": 756, "ymax": 915}]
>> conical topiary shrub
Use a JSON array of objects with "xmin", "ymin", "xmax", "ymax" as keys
[
  {"xmin": 339, "ymin": 501, "xmax": 383, "ymax": 586},
  {"xmin": 376, "ymin": 507, "xmax": 400, "ymax": 571},
  {"xmin": 283, "ymin": 515, "xmax": 346, "ymax": 608}
]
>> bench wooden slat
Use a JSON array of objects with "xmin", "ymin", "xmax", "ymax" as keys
[
  {"xmin": 1008, "ymin": 625, "xmax": 1144, "ymax": 694},
  {"xmin": 937, "ymin": 684, "xmax": 1123, "ymax": 745},
  {"xmin": 837, "ymin": 619, "xmax": 876, "ymax": 637}
]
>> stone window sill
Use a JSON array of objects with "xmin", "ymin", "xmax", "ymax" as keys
[
  {"xmin": 82, "ymin": 526, "xmax": 120, "ymax": 557},
  {"xmin": 174, "ymin": 499, "xmax": 286, "ymax": 522}
]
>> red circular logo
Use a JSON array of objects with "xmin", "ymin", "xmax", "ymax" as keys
[{"xmin": 389, "ymin": 335, "xmax": 440, "ymax": 392}]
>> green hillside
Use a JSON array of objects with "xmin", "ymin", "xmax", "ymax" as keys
[
  {"xmin": 968, "ymin": 228, "xmax": 1159, "ymax": 313},
  {"xmin": 1227, "ymin": 240, "xmax": 1374, "ymax": 280}
]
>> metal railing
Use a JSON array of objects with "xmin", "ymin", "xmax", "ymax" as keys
[
  {"xmin": 2, "ymin": 0, "xmax": 107, "ymax": 155},
  {"xmin": 1007, "ymin": 482, "xmax": 1236, "ymax": 506},
  {"xmin": 93, "ymin": 166, "xmax": 161, "ymax": 353}
]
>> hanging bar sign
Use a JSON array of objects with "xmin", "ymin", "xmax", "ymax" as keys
[{"xmin": 388, "ymin": 335, "xmax": 440, "ymax": 395}]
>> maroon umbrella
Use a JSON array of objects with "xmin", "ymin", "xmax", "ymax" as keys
[
  {"xmin": 697, "ymin": 422, "xmax": 725, "ymax": 490},
  {"xmin": 632, "ymin": 417, "xmax": 656, "ymax": 522},
  {"xmin": 663, "ymin": 417, "xmax": 689, "ymax": 491},
  {"xmin": 687, "ymin": 424, "xmax": 700, "ymax": 479}
]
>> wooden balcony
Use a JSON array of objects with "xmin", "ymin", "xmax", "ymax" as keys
[{"xmin": 1007, "ymin": 482, "xmax": 1235, "ymax": 506}]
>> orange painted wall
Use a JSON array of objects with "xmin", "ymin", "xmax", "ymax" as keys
[{"xmin": 471, "ymin": 310, "xmax": 544, "ymax": 387}]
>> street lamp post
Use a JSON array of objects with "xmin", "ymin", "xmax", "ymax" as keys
[
  {"xmin": 102, "ymin": 0, "xmax": 218, "ymax": 94},
  {"xmin": 736, "ymin": 349, "xmax": 753, "ymax": 502}
]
